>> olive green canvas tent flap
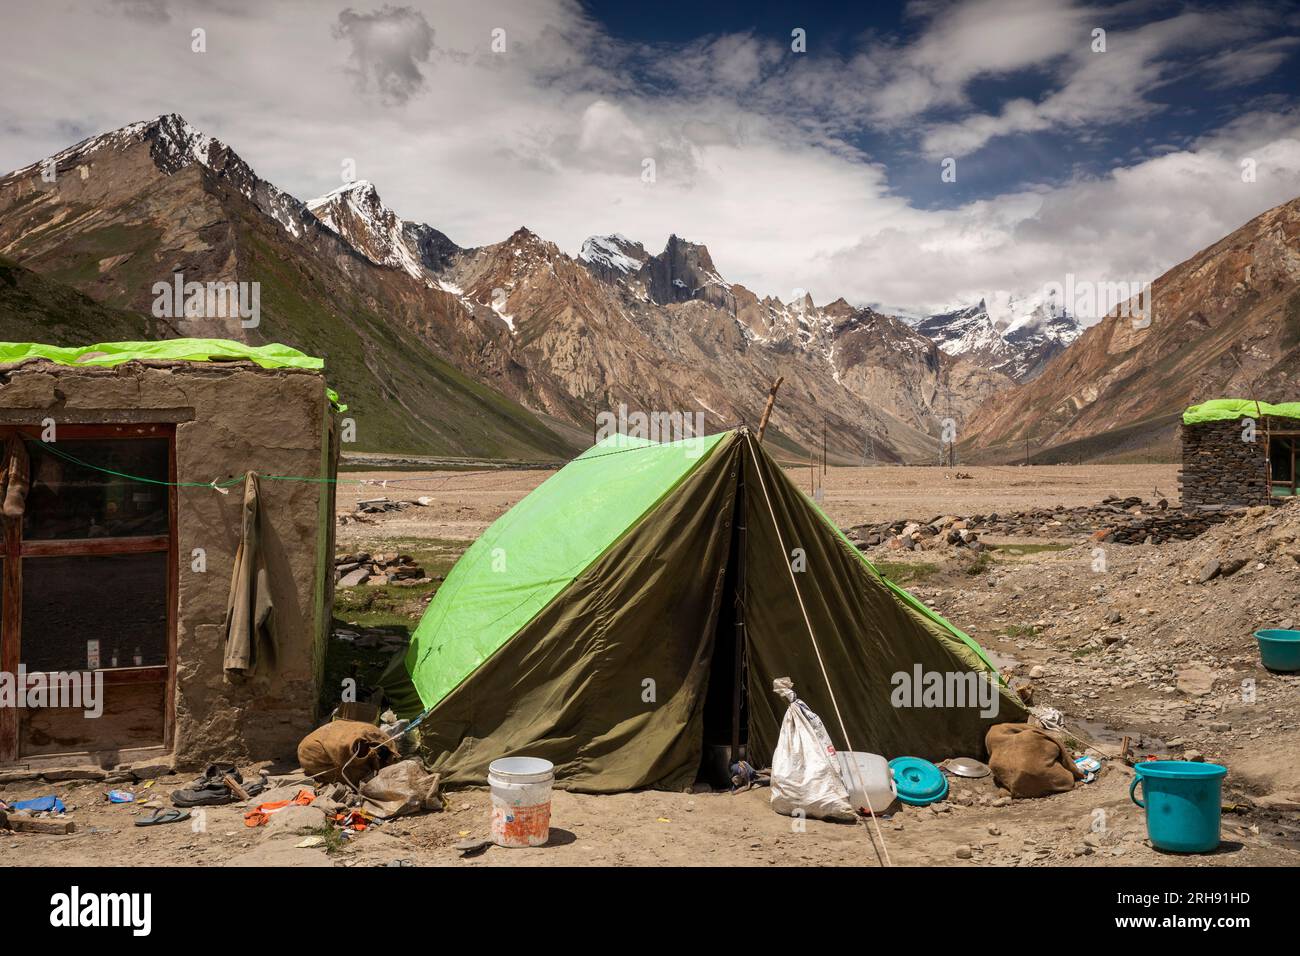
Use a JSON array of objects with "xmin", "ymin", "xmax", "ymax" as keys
[{"xmin": 402, "ymin": 429, "xmax": 1025, "ymax": 793}]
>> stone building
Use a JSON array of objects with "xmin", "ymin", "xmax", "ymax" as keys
[
  {"xmin": 0, "ymin": 341, "xmax": 340, "ymax": 771},
  {"xmin": 1179, "ymin": 400, "xmax": 1300, "ymax": 508}
]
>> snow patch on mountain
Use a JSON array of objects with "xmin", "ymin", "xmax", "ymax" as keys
[
  {"xmin": 491, "ymin": 296, "xmax": 517, "ymax": 333},
  {"xmin": 579, "ymin": 234, "xmax": 647, "ymax": 275}
]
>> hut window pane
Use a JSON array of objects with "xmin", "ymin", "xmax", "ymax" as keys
[
  {"xmin": 1269, "ymin": 437, "xmax": 1298, "ymax": 495},
  {"xmin": 22, "ymin": 438, "xmax": 169, "ymax": 540},
  {"xmin": 20, "ymin": 553, "xmax": 168, "ymax": 672}
]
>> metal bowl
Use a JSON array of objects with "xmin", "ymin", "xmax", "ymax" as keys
[{"xmin": 943, "ymin": 756, "xmax": 991, "ymax": 778}]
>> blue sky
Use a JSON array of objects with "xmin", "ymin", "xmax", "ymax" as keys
[
  {"xmin": 2, "ymin": 0, "xmax": 1299, "ymax": 315},
  {"xmin": 585, "ymin": 0, "xmax": 1300, "ymax": 209}
]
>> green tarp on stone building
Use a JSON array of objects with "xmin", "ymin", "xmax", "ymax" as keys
[
  {"xmin": 397, "ymin": 428, "xmax": 1025, "ymax": 793},
  {"xmin": 1183, "ymin": 399, "xmax": 1300, "ymax": 424}
]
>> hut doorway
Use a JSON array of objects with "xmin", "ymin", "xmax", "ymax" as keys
[
  {"xmin": 1269, "ymin": 434, "xmax": 1299, "ymax": 497},
  {"xmin": 0, "ymin": 424, "xmax": 176, "ymax": 765}
]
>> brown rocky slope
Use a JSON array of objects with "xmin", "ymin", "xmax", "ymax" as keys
[{"xmin": 962, "ymin": 196, "xmax": 1300, "ymax": 463}]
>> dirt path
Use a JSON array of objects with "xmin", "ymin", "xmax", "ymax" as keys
[
  {"xmin": 334, "ymin": 463, "xmax": 1181, "ymax": 544},
  {"xmin": 6, "ymin": 750, "xmax": 1294, "ymax": 867}
]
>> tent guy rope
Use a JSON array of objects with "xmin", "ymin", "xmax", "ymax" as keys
[{"xmin": 744, "ymin": 431, "xmax": 893, "ymax": 867}]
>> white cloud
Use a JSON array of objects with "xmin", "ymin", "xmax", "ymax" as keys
[
  {"xmin": 0, "ymin": 0, "xmax": 1297, "ymax": 321},
  {"xmin": 818, "ymin": 115, "xmax": 1300, "ymax": 316},
  {"xmin": 918, "ymin": 7, "xmax": 1282, "ymax": 159}
]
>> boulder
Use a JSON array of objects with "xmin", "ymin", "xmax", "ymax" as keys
[
  {"xmin": 262, "ymin": 803, "xmax": 327, "ymax": 835},
  {"xmin": 1175, "ymin": 666, "xmax": 1216, "ymax": 697}
]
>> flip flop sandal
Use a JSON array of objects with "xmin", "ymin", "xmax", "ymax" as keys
[{"xmin": 135, "ymin": 808, "xmax": 191, "ymax": 827}]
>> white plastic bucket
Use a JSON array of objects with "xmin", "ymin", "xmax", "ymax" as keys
[
  {"xmin": 488, "ymin": 756, "xmax": 554, "ymax": 848},
  {"xmin": 836, "ymin": 751, "xmax": 897, "ymax": 814}
]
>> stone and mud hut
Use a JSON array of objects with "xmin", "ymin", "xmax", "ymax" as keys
[
  {"xmin": 0, "ymin": 341, "xmax": 339, "ymax": 773},
  {"xmin": 1179, "ymin": 400, "xmax": 1300, "ymax": 508}
]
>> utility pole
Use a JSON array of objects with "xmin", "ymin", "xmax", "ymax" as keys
[{"xmin": 942, "ymin": 376, "xmax": 954, "ymax": 468}]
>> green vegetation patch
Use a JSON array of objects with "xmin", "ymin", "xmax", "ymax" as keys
[{"xmin": 872, "ymin": 560, "xmax": 940, "ymax": 585}]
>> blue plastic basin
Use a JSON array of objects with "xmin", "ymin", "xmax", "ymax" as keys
[
  {"xmin": 1130, "ymin": 761, "xmax": 1226, "ymax": 854},
  {"xmin": 1254, "ymin": 629, "xmax": 1300, "ymax": 672}
]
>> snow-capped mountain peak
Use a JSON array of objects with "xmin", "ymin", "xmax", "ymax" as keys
[
  {"xmin": 579, "ymin": 233, "xmax": 649, "ymax": 276},
  {"xmin": 9, "ymin": 113, "xmax": 315, "ymax": 238},
  {"xmin": 307, "ymin": 179, "xmax": 428, "ymax": 279},
  {"xmin": 309, "ymin": 178, "xmax": 378, "ymax": 204},
  {"xmin": 915, "ymin": 292, "xmax": 1082, "ymax": 381}
]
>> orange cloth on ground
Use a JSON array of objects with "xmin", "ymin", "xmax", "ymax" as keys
[{"xmin": 243, "ymin": 788, "xmax": 315, "ymax": 827}]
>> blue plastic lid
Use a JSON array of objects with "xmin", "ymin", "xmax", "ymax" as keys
[{"xmin": 889, "ymin": 756, "xmax": 949, "ymax": 805}]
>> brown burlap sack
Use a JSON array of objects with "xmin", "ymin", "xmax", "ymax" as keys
[
  {"xmin": 297, "ymin": 720, "xmax": 398, "ymax": 787},
  {"xmin": 985, "ymin": 723, "xmax": 1085, "ymax": 798}
]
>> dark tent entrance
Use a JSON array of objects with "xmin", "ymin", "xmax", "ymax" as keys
[
  {"xmin": 400, "ymin": 428, "xmax": 1024, "ymax": 794},
  {"xmin": 698, "ymin": 476, "xmax": 749, "ymax": 786}
]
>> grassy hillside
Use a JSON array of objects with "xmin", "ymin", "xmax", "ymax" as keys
[
  {"xmin": 242, "ymin": 232, "xmax": 577, "ymax": 460},
  {"xmin": 0, "ymin": 256, "xmax": 163, "ymax": 342},
  {"xmin": 0, "ymin": 243, "xmax": 579, "ymax": 461}
]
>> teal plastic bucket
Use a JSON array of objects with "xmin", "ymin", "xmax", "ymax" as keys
[
  {"xmin": 1253, "ymin": 629, "xmax": 1300, "ymax": 672},
  {"xmin": 1130, "ymin": 761, "xmax": 1226, "ymax": 853}
]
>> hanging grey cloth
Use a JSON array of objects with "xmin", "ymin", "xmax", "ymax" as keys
[{"xmin": 223, "ymin": 471, "xmax": 276, "ymax": 674}]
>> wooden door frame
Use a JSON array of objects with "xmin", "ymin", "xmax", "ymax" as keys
[
  {"xmin": 0, "ymin": 423, "xmax": 177, "ymax": 764},
  {"xmin": 1267, "ymin": 433, "xmax": 1300, "ymax": 497}
]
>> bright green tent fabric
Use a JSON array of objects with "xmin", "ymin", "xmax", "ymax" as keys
[
  {"xmin": 1183, "ymin": 399, "xmax": 1300, "ymax": 424},
  {"xmin": 0, "ymin": 338, "xmax": 344, "ymax": 409},
  {"xmin": 404, "ymin": 431, "xmax": 728, "ymax": 708}
]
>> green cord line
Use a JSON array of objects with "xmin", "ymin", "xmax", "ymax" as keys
[
  {"xmin": 27, "ymin": 438, "xmax": 352, "ymax": 489},
  {"xmin": 21, "ymin": 437, "xmax": 511, "ymax": 491},
  {"xmin": 20, "ymin": 432, "xmax": 692, "ymax": 491},
  {"xmin": 28, "ymin": 438, "xmax": 243, "ymax": 488}
]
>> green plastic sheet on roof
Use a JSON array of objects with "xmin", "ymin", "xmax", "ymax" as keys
[
  {"xmin": 0, "ymin": 338, "xmax": 344, "ymax": 410},
  {"xmin": 1183, "ymin": 399, "xmax": 1300, "ymax": 425},
  {"xmin": 403, "ymin": 430, "xmax": 728, "ymax": 709}
]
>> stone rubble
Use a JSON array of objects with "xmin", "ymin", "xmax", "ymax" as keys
[
  {"xmin": 846, "ymin": 494, "xmax": 1248, "ymax": 550},
  {"xmin": 335, "ymin": 551, "xmax": 430, "ymax": 588}
]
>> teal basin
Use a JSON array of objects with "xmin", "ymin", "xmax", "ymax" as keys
[{"xmin": 1254, "ymin": 629, "xmax": 1300, "ymax": 672}]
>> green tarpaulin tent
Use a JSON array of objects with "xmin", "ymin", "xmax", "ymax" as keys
[{"xmin": 396, "ymin": 428, "xmax": 1025, "ymax": 793}]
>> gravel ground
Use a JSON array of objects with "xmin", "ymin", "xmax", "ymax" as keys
[{"xmin": 7, "ymin": 464, "xmax": 1297, "ymax": 868}]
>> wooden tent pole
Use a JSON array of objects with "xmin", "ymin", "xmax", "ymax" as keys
[
  {"xmin": 757, "ymin": 377, "xmax": 783, "ymax": 443},
  {"xmin": 732, "ymin": 464, "xmax": 746, "ymax": 767}
]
